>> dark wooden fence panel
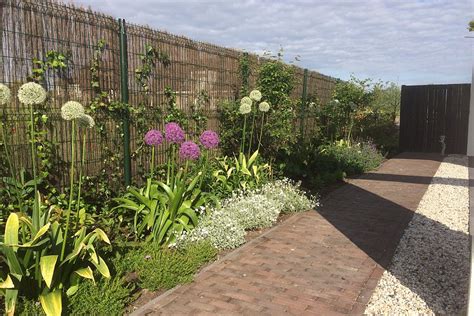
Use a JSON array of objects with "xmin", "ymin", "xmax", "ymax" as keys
[{"xmin": 400, "ymin": 84, "xmax": 471, "ymax": 155}]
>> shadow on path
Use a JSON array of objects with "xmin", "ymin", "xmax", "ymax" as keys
[{"xmin": 318, "ymin": 153, "xmax": 469, "ymax": 314}]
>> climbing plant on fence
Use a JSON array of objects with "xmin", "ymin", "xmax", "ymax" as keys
[{"xmin": 0, "ymin": 0, "xmax": 336, "ymax": 191}]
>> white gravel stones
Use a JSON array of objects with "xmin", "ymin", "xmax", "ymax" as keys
[{"xmin": 365, "ymin": 155, "xmax": 470, "ymax": 315}]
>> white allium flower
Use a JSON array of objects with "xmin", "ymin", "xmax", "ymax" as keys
[
  {"xmin": 258, "ymin": 101, "xmax": 270, "ymax": 112},
  {"xmin": 0, "ymin": 84, "xmax": 11, "ymax": 105},
  {"xmin": 249, "ymin": 89, "xmax": 262, "ymax": 101},
  {"xmin": 239, "ymin": 103, "xmax": 251, "ymax": 115},
  {"xmin": 17, "ymin": 82, "xmax": 47, "ymax": 105},
  {"xmin": 61, "ymin": 101, "xmax": 85, "ymax": 121},
  {"xmin": 77, "ymin": 114, "xmax": 95, "ymax": 128},
  {"xmin": 240, "ymin": 96, "xmax": 252, "ymax": 106}
]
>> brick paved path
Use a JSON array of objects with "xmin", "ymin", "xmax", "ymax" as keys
[{"xmin": 133, "ymin": 153, "xmax": 442, "ymax": 315}]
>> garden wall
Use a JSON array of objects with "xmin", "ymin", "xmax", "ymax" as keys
[{"xmin": 0, "ymin": 0, "xmax": 336, "ymax": 186}]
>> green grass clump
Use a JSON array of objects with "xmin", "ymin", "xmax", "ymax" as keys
[
  {"xmin": 120, "ymin": 240, "xmax": 218, "ymax": 291},
  {"xmin": 66, "ymin": 272, "xmax": 133, "ymax": 316}
]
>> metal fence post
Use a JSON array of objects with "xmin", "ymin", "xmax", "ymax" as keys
[
  {"xmin": 300, "ymin": 68, "xmax": 308, "ymax": 138},
  {"xmin": 119, "ymin": 18, "xmax": 131, "ymax": 186}
]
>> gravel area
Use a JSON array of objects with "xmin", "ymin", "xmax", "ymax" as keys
[{"xmin": 365, "ymin": 155, "xmax": 470, "ymax": 315}]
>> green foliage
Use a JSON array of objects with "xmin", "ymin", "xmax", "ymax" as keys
[
  {"xmin": 119, "ymin": 240, "xmax": 217, "ymax": 291},
  {"xmin": 66, "ymin": 275, "xmax": 132, "ymax": 316},
  {"xmin": 211, "ymin": 151, "xmax": 271, "ymax": 197},
  {"xmin": 163, "ymin": 87, "xmax": 187, "ymax": 128},
  {"xmin": 283, "ymin": 139, "xmax": 384, "ymax": 191},
  {"xmin": 318, "ymin": 140, "xmax": 383, "ymax": 176},
  {"xmin": 239, "ymin": 53, "xmax": 251, "ymax": 96},
  {"xmin": 113, "ymin": 171, "xmax": 206, "ymax": 245},
  {"xmin": 256, "ymin": 59, "xmax": 296, "ymax": 158},
  {"xmin": 0, "ymin": 209, "xmax": 111, "ymax": 316},
  {"xmin": 469, "ymin": 20, "xmax": 474, "ymax": 31},
  {"xmin": 135, "ymin": 44, "xmax": 170, "ymax": 94}
]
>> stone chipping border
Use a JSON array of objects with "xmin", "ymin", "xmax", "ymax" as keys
[{"xmin": 365, "ymin": 155, "xmax": 470, "ymax": 315}]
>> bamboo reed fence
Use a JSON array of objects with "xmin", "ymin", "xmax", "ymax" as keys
[{"xmin": 0, "ymin": 0, "xmax": 336, "ymax": 187}]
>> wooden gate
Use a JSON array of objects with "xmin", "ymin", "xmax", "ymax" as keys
[{"xmin": 399, "ymin": 84, "xmax": 471, "ymax": 154}]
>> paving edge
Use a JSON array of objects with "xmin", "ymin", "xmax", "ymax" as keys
[{"xmin": 130, "ymin": 210, "xmax": 312, "ymax": 315}]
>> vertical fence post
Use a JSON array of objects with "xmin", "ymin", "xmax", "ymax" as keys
[
  {"xmin": 299, "ymin": 68, "xmax": 308, "ymax": 138},
  {"xmin": 119, "ymin": 18, "xmax": 131, "ymax": 186}
]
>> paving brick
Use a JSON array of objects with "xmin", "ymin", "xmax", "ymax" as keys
[{"xmin": 132, "ymin": 153, "xmax": 442, "ymax": 315}]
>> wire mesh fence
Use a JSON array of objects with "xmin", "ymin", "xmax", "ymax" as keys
[{"xmin": 0, "ymin": 0, "xmax": 336, "ymax": 188}]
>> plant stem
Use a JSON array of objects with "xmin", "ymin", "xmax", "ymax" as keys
[
  {"xmin": 170, "ymin": 144, "xmax": 175, "ymax": 188},
  {"xmin": 61, "ymin": 120, "xmax": 76, "ymax": 261},
  {"xmin": 166, "ymin": 145, "xmax": 171, "ymax": 185},
  {"xmin": 241, "ymin": 116, "xmax": 247, "ymax": 153},
  {"xmin": 248, "ymin": 110, "xmax": 256, "ymax": 156},
  {"xmin": 74, "ymin": 131, "xmax": 87, "ymax": 230},
  {"xmin": 29, "ymin": 105, "xmax": 39, "ymax": 230},
  {"xmin": 150, "ymin": 146, "xmax": 155, "ymax": 178},
  {"xmin": 257, "ymin": 113, "xmax": 265, "ymax": 152},
  {"xmin": 0, "ymin": 122, "xmax": 16, "ymax": 181}
]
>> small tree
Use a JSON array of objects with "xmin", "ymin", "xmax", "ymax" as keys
[{"xmin": 469, "ymin": 20, "xmax": 474, "ymax": 31}]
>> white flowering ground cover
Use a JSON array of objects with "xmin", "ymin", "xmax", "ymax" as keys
[
  {"xmin": 177, "ymin": 178, "xmax": 318, "ymax": 250},
  {"xmin": 365, "ymin": 155, "xmax": 470, "ymax": 315}
]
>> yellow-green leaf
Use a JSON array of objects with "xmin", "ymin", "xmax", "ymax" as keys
[
  {"xmin": 40, "ymin": 255, "xmax": 58, "ymax": 288},
  {"xmin": 23, "ymin": 223, "xmax": 51, "ymax": 247},
  {"xmin": 0, "ymin": 275, "xmax": 15, "ymax": 289},
  {"xmin": 5, "ymin": 214, "xmax": 19, "ymax": 249},
  {"xmin": 39, "ymin": 289, "xmax": 62, "ymax": 316},
  {"xmin": 93, "ymin": 228, "xmax": 111, "ymax": 244},
  {"xmin": 90, "ymin": 255, "xmax": 110, "ymax": 279},
  {"xmin": 75, "ymin": 266, "xmax": 95, "ymax": 284}
]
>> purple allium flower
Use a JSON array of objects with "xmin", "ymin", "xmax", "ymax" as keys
[
  {"xmin": 199, "ymin": 130, "xmax": 219, "ymax": 149},
  {"xmin": 165, "ymin": 122, "xmax": 185, "ymax": 144},
  {"xmin": 179, "ymin": 141, "xmax": 201, "ymax": 160},
  {"xmin": 144, "ymin": 129, "xmax": 163, "ymax": 146}
]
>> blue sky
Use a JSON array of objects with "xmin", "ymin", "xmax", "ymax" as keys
[{"xmin": 71, "ymin": 0, "xmax": 473, "ymax": 85}]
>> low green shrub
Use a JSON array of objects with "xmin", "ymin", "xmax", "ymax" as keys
[
  {"xmin": 119, "ymin": 240, "xmax": 218, "ymax": 291},
  {"xmin": 66, "ymin": 275, "xmax": 132, "ymax": 316},
  {"xmin": 318, "ymin": 141, "xmax": 383, "ymax": 176}
]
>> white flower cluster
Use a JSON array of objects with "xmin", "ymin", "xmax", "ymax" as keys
[
  {"xmin": 178, "ymin": 179, "xmax": 318, "ymax": 251},
  {"xmin": 0, "ymin": 83, "xmax": 11, "ymax": 105},
  {"xmin": 261, "ymin": 178, "xmax": 318, "ymax": 213},
  {"xmin": 178, "ymin": 208, "xmax": 246, "ymax": 250},
  {"xmin": 221, "ymin": 192, "xmax": 280, "ymax": 230}
]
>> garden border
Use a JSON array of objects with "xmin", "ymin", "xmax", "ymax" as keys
[{"xmin": 129, "ymin": 210, "xmax": 307, "ymax": 315}]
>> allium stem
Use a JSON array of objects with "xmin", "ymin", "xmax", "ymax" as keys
[
  {"xmin": 166, "ymin": 146, "xmax": 171, "ymax": 185},
  {"xmin": 61, "ymin": 120, "xmax": 76, "ymax": 261},
  {"xmin": 74, "ymin": 131, "xmax": 87, "ymax": 230},
  {"xmin": 248, "ymin": 110, "xmax": 256, "ymax": 156},
  {"xmin": 241, "ymin": 116, "xmax": 247, "ymax": 153},
  {"xmin": 28, "ymin": 105, "xmax": 39, "ymax": 230},
  {"xmin": 170, "ymin": 145, "xmax": 176, "ymax": 188},
  {"xmin": 257, "ymin": 113, "xmax": 265, "ymax": 152},
  {"xmin": 0, "ymin": 122, "xmax": 17, "ymax": 183},
  {"xmin": 150, "ymin": 146, "xmax": 155, "ymax": 178}
]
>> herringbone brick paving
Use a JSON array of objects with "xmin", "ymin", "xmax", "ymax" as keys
[{"xmin": 133, "ymin": 153, "xmax": 442, "ymax": 315}]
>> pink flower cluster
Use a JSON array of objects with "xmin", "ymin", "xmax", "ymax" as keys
[
  {"xmin": 144, "ymin": 123, "xmax": 220, "ymax": 161},
  {"xmin": 199, "ymin": 130, "xmax": 219, "ymax": 149},
  {"xmin": 179, "ymin": 141, "xmax": 201, "ymax": 160},
  {"xmin": 144, "ymin": 129, "xmax": 163, "ymax": 146},
  {"xmin": 165, "ymin": 122, "xmax": 185, "ymax": 144}
]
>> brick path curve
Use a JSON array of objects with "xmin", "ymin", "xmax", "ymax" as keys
[{"xmin": 133, "ymin": 153, "xmax": 442, "ymax": 315}]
